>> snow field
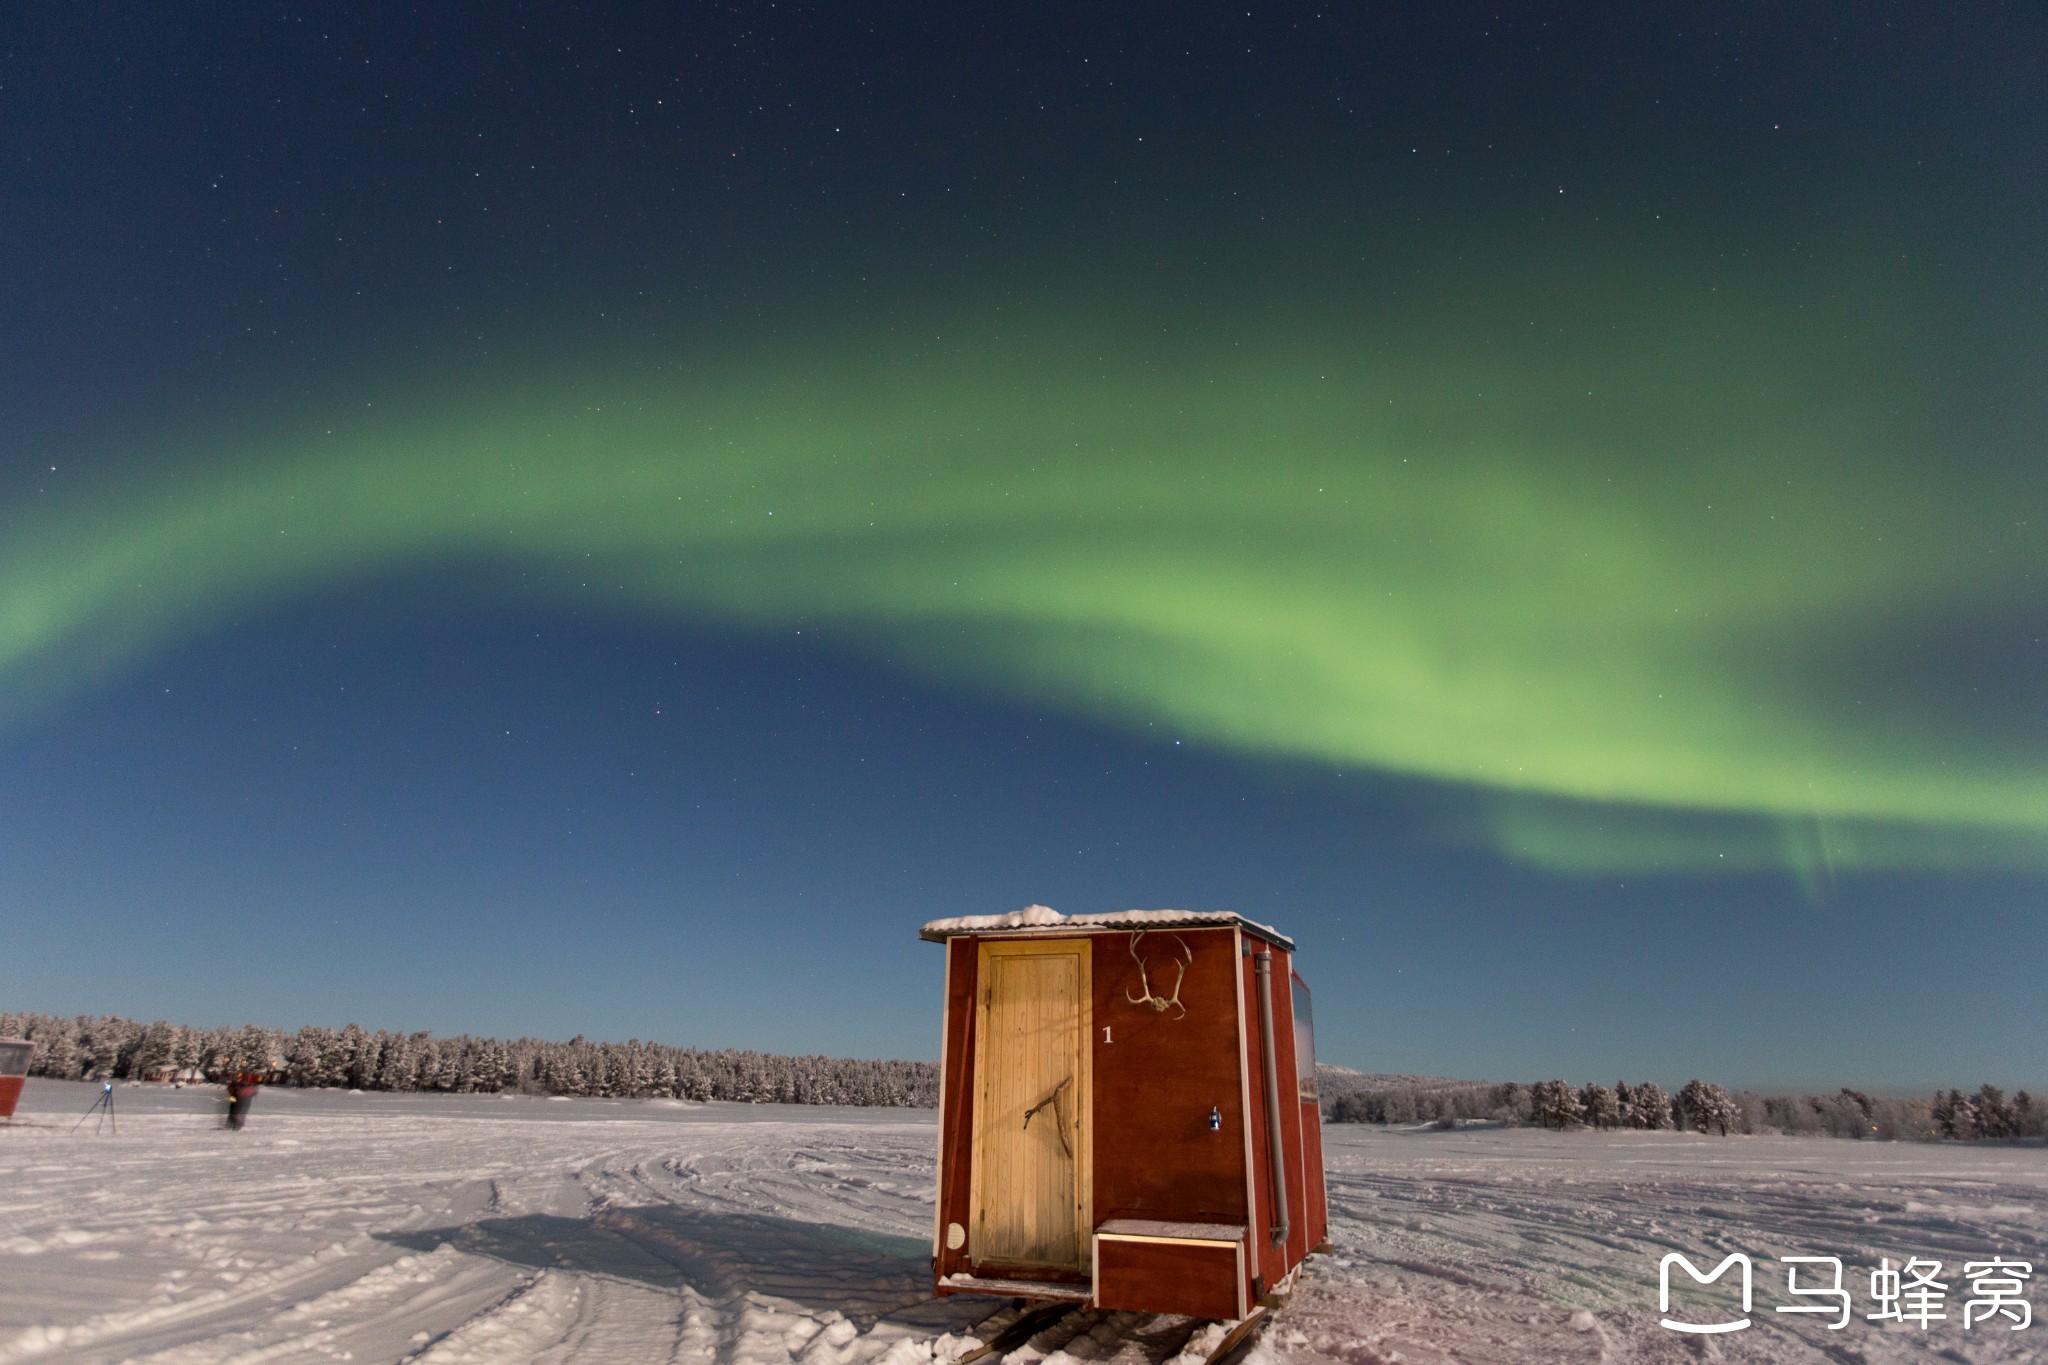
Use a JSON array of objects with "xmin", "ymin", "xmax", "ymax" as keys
[
  {"xmin": 1, "ymin": 1084, "xmax": 985, "ymax": 1365},
  {"xmin": 2, "ymin": 1083, "xmax": 2043, "ymax": 1363},
  {"xmin": 1303, "ymin": 1125, "xmax": 2047, "ymax": 1363}
]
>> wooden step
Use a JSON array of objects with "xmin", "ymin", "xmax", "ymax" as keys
[{"xmin": 937, "ymin": 1272, "xmax": 1093, "ymax": 1303}]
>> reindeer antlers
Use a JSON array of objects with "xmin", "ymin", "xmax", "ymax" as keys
[{"xmin": 1125, "ymin": 931, "xmax": 1192, "ymax": 1018}]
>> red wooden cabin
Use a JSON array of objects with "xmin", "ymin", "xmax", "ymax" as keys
[
  {"xmin": 0, "ymin": 1038, "xmax": 29, "ymax": 1120},
  {"xmin": 925, "ymin": 907, "xmax": 1326, "ymax": 1320}
]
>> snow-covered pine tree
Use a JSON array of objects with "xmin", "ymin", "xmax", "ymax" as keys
[
  {"xmin": 83, "ymin": 1019, "xmax": 129, "ymax": 1079},
  {"xmin": 434, "ymin": 1037, "xmax": 468, "ymax": 1092},
  {"xmin": 333, "ymin": 1024, "xmax": 370, "ymax": 1088},
  {"xmin": 410, "ymin": 1035, "xmax": 441, "ymax": 1091},
  {"xmin": 1676, "ymin": 1079, "xmax": 1705, "ymax": 1131},
  {"xmin": 1580, "ymin": 1083, "xmax": 1620, "ymax": 1130},
  {"xmin": 1488, "ymin": 1081, "xmax": 1524, "ymax": 1125},
  {"xmin": 1628, "ymin": 1082, "xmax": 1672, "ymax": 1130},
  {"xmin": 1974, "ymin": 1085, "xmax": 2016, "ymax": 1139},
  {"xmin": 130, "ymin": 1021, "xmax": 175, "ymax": 1080},
  {"xmin": 1676, "ymin": 1079, "xmax": 1736, "ymax": 1135},
  {"xmin": 172, "ymin": 1026, "xmax": 203, "ymax": 1075},
  {"xmin": 36, "ymin": 1017, "xmax": 81, "ymax": 1079},
  {"xmin": 293, "ymin": 1029, "xmax": 321, "ymax": 1084},
  {"xmin": 1932, "ymin": 1089, "xmax": 1957, "ymax": 1138},
  {"xmin": 1707, "ymin": 1083, "xmax": 1735, "ymax": 1134},
  {"xmin": 452, "ymin": 1038, "xmax": 483, "ymax": 1092},
  {"xmin": 373, "ymin": 1032, "xmax": 413, "ymax": 1091},
  {"xmin": 1933, "ymin": 1088, "xmax": 1980, "ymax": 1139},
  {"xmin": 1529, "ymin": 1079, "xmax": 1582, "ymax": 1129}
]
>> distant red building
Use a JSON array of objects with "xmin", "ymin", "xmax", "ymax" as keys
[
  {"xmin": 924, "ymin": 907, "xmax": 1326, "ymax": 1321},
  {"xmin": 0, "ymin": 1039, "xmax": 29, "ymax": 1120}
]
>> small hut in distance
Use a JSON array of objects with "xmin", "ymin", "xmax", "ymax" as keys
[
  {"xmin": 924, "ymin": 906, "xmax": 1326, "ymax": 1320},
  {"xmin": 0, "ymin": 1039, "xmax": 29, "ymax": 1120}
]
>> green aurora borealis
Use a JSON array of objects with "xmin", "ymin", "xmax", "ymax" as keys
[{"xmin": 6, "ymin": 259, "xmax": 2042, "ymax": 886}]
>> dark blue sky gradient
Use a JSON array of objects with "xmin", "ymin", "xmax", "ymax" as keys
[
  {"xmin": 2, "ymin": 3, "xmax": 2043, "ymax": 1090},
  {"xmin": 6, "ymin": 588, "xmax": 2041, "ymax": 1090}
]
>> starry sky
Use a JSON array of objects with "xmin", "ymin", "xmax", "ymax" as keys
[{"xmin": 3, "ymin": 4, "xmax": 2043, "ymax": 1091}]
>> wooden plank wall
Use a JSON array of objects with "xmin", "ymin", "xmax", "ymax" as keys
[
  {"xmin": 1089, "ymin": 926, "xmax": 1249, "ymax": 1227},
  {"xmin": 935, "ymin": 935, "xmax": 979, "ymax": 1280}
]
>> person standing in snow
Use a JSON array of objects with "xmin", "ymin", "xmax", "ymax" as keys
[{"xmin": 224, "ymin": 1073, "xmax": 260, "ymax": 1130}]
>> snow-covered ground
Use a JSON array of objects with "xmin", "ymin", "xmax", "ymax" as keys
[
  {"xmin": 1300, "ymin": 1121, "xmax": 2044, "ymax": 1364},
  {"xmin": 2, "ymin": 1082, "xmax": 2042, "ymax": 1364}
]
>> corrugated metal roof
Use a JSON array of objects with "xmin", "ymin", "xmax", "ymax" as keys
[{"xmin": 919, "ymin": 905, "xmax": 1295, "ymax": 950}]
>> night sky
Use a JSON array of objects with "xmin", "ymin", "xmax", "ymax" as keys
[{"xmin": 3, "ymin": 4, "xmax": 2043, "ymax": 1091}]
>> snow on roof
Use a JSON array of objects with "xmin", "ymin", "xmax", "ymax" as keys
[{"xmin": 919, "ymin": 904, "xmax": 1294, "ymax": 949}]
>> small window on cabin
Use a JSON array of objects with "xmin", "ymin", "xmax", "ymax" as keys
[
  {"xmin": 1292, "ymin": 979, "xmax": 1316, "ymax": 1100},
  {"xmin": 0, "ymin": 1042, "xmax": 30, "ymax": 1078}
]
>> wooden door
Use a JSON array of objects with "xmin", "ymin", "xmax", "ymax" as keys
[{"xmin": 970, "ymin": 939, "xmax": 1091, "ymax": 1269}]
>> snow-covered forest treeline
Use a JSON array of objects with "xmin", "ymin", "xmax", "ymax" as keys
[
  {"xmin": 13, "ymin": 1011, "xmax": 2036, "ymax": 1137},
  {"xmin": 1319, "ymin": 1073, "xmax": 2044, "ymax": 1143},
  {"xmin": 0, "ymin": 1012, "xmax": 937, "ymax": 1106}
]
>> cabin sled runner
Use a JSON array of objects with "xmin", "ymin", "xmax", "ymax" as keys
[{"xmin": 924, "ymin": 907, "xmax": 1327, "ymax": 1320}]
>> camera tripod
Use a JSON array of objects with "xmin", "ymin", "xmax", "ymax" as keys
[{"xmin": 71, "ymin": 1080, "xmax": 116, "ymax": 1136}]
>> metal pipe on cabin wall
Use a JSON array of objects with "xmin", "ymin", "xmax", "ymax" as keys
[{"xmin": 1253, "ymin": 947, "xmax": 1291, "ymax": 1250}]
